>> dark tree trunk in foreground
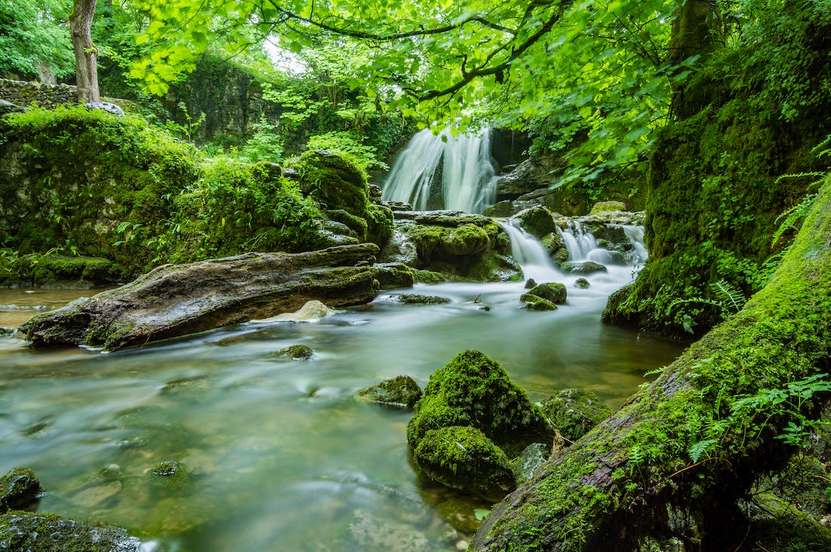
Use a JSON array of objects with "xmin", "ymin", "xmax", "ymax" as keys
[
  {"xmin": 474, "ymin": 176, "xmax": 831, "ymax": 550},
  {"xmin": 70, "ymin": 0, "xmax": 100, "ymax": 103}
]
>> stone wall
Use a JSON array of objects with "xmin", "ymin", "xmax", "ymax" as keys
[{"xmin": 0, "ymin": 79, "xmax": 78, "ymax": 108}]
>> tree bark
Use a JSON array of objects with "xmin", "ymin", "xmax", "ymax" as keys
[
  {"xmin": 474, "ymin": 176, "xmax": 831, "ymax": 550},
  {"xmin": 70, "ymin": 0, "xmax": 100, "ymax": 103}
]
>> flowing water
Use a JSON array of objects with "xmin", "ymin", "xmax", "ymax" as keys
[
  {"xmin": 0, "ymin": 227, "xmax": 683, "ymax": 551},
  {"xmin": 382, "ymin": 128, "xmax": 498, "ymax": 213}
]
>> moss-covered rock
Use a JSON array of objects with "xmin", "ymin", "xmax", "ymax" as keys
[
  {"xmin": 0, "ymin": 511, "xmax": 142, "ymax": 551},
  {"xmin": 541, "ymin": 388, "xmax": 612, "ymax": 442},
  {"xmin": 575, "ymin": 278, "xmax": 591, "ymax": 289},
  {"xmin": 396, "ymin": 215, "xmax": 519, "ymax": 282},
  {"xmin": 357, "ymin": 375, "xmax": 423, "ymax": 409},
  {"xmin": 520, "ymin": 294, "xmax": 558, "ymax": 311},
  {"xmin": 413, "ymin": 426, "xmax": 516, "ymax": 501},
  {"xmin": 407, "ymin": 351, "xmax": 552, "ymax": 455},
  {"xmin": 513, "ymin": 206, "xmax": 557, "ymax": 238},
  {"xmin": 0, "ymin": 468, "xmax": 41, "ymax": 513},
  {"xmin": 541, "ymin": 232, "xmax": 570, "ymax": 266},
  {"xmin": 590, "ymin": 201, "xmax": 627, "ymax": 214},
  {"xmin": 524, "ymin": 282, "xmax": 567, "ymax": 305},
  {"xmin": 296, "ymin": 150, "xmax": 393, "ymax": 247}
]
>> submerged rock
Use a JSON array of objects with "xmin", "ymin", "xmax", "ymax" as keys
[
  {"xmin": 541, "ymin": 388, "xmax": 611, "ymax": 442},
  {"xmin": 23, "ymin": 244, "xmax": 386, "ymax": 351},
  {"xmin": 413, "ymin": 426, "xmax": 516, "ymax": 501},
  {"xmin": 0, "ymin": 468, "xmax": 41, "ymax": 513},
  {"xmin": 524, "ymin": 278, "xmax": 537, "ymax": 289},
  {"xmin": 275, "ymin": 345, "xmax": 314, "ymax": 360},
  {"xmin": 349, "ymin": 509, "xmax": 432, "ymax": 552},
  {"xmin": 396, "ymin": 294, "xmax": 451, "ymax": 305},
  {"xmin": 152, "ymin": 460, "xmax": 181, "ymax": 477},
  {"xmin": 575, "ymin": 278, "xmax": 591, "ymax": 289},
  {"xmin": 511, "ymin": 443, "xmax": 549, "ymax": 484},
  {"xmin": 357, "ymin": 375, "xmax": 422, "ymax": 409},
  {"xmin": 561, "ymin": 260, "xmax": 608, "ymax": 275},
  {"xmin": 0, "ymin": 511, "xmax": 142, "ymax": 551}
]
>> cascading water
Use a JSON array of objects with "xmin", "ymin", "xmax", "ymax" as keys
[
  {"xmin": 500, "ymin": 221, "xmax": 560, "ymax": 282},
  {"xmin": 382, "ymin": 128, "xmax": 497, "ymax": 213},
  {"xmin": 557, "ymin": 221, "xmax": 598, "ymax": 261}
]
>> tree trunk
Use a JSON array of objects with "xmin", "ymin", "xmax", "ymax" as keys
[
  {"xmin": 474, "ymin": 175, "xmax": 831, "ymax": 549},
  {"xmin": 70, "ymin": 0, "xmax": 100, "ymax": 103}
]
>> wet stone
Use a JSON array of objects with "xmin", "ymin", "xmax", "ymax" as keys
[
  {"xmin": 357, "ymin": 376, "xmax": 423, "ymax": 409},
  {"xmin": 396, "ymin": 294, "xmax": 451, "ymax": 305}
]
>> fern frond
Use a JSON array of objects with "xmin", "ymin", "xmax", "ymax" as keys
[
  {"xmin": 810, "ymin": 134, "xmax": 831, "ymax": 158},
  {"xmin": 772, "ymin": 193, "xmax": 818, "ymax": 245},
  {"xmin": 709, "ymin": 280, "xmax": 746, "ymax": 314},
  {"xmin": 775, "ymin": 171, "xmax": 825, "ymax": 184}
]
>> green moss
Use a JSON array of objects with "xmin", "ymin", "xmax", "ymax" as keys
[
  {"xmin": 0, "ymin": 468, "xmax": 41, "ymax": 513},
  {"xmin": 0, "ymin": 106, "xmax": 201, "ymax": 274},
  {"xmin": 747, "ymin": 493, "xmax": 831, "ymax": 552},
  {"xmin": 397, "ymin": 294, "xmax": 451, "ymax": 305},
  {"xmin": 590, "ymin": 201, "xmax": 626, "ymax": 214},
  {"xmin": 408, "ymin": 351, "xmax": 552, "ymax": 456},
  {"xmin": 541, "ymin": 389, "xmax": 612, "ymax": 442},
  {"xmin": 411, "ymin": 269, "xmax": 449, "ymax": 284},
  {"xmin": 0, "ymin": 253, "xmax": 126, "ymax": 286},
  {"xmin": 413, "ymin": 426, "xmax": 516, "ymax": 501},
  {"xmin": 514, "ymin": 206, "xmax": 557, "ymax": 238}
]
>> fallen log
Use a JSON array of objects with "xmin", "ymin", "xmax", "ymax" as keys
[
  {"xmin": 475, "ymin": 176, "xmax": 831, "ymax": 550},
  {"xmin": 22, "ymin": 244, "xmax": 385, "ymax": 351}
]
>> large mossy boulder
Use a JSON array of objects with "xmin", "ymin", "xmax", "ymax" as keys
[
  {"xmin": 0, "ymin": 511, "xmax": 142, "ymax": 551},
  {"xmin": 0, "ymin": 468, "xmax": 41, "ymax": 513},
  {"xmin": 391, "ymin": 213, "xmax": 519, "ymax": 282},
  {"xmin": 407, "ymin": 351, "xmax": 552, "ymax": 500},
  {"xmin": 297, "ymin": 150, "xmax": 393, "ymax": 247},
  {"xmin": 541, "ymin": 388, "xmax": 611, "ymax": 442},
  {"xmin": 408, "ymin": 351, "xmax": 552, "ymax": 455},
  {"xmin": 413, "ymin": 426, "xmax": 516, "ymax": 501}
]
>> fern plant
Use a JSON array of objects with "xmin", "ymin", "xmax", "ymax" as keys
[{"xmin": 670, "ymin": 279, "xmax": 748, "ymax": 333}]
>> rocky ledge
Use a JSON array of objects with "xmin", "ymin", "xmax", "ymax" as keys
[{"xmin": 22, "ymin": 244, "xmax": 411, "ymax": 351}]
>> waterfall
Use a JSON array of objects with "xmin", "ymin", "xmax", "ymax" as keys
[
  {"xmin": 382, "ymin": 128, "xmax": 497, "ymax": 213},
  {"xmin": 500, "ymin": 221, "xmax": 559, "ymax": 282},
  {"xmin": 622, "ymin": 225, "xmax": 648, "ymax": 264}
]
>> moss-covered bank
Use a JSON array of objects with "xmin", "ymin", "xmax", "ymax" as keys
[
  {"xmin": 603, "ymin": 4, "xmax": 831, "ymax": 337},
  {"xmin": 0, "ymin": 107, "xmax": 393, "ymax": 286}
]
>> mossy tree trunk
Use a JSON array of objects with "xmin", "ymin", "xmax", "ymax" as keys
[
  {"xmin": 70, "ymin": 0, "xmax": 100, "ymax": 103},
  {"xmin": 669, "ymin": 0, "xmax": 718, "ymax": 118},
  {"xmin": 474, "ymin": 177, "xmax": 831, "ymax": 549}
]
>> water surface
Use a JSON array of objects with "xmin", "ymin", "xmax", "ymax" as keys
[{"xmin": 0, "ymin": 265, "xmax": 682, "ymax": 550}]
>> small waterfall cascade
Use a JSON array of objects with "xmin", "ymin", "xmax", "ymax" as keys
[
  {"xmin": 500, "ymin": 221, "xmax": 559, "ymax": 282},
  {"xmin": 382, "ymin": 128, "xmax": 498, "ymax": 213},
  {"xmin": 557, "ymin": 221, "xmax": 598, "ymax": 261},
  {"xmin": 622, "ymin": 225, "xmax": 648, "ymax": 265}
]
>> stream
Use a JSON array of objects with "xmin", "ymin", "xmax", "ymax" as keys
[{"xmin": 0, "ymin": 223, "xmax": 683, "ymax": 551}]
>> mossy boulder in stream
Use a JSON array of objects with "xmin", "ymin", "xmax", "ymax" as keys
[
  {"xmin": 413, "ymin": 426, "xmax": 516, "ymax": 501},
  {"xmin": 0, "ymin": 468, "xmax": 41, "ymax": 512},
  {"xmin": 0, "ymin": 511, "xmax": 142, "ymax": 551},
  {"xmin": 523, "ymin": 282, "xmax": 567, "ymax": 305},
  {"xmin": 407, "ymin": 351, "xmax": 552, "ymax": 499},
  {"xmin": 389, "ymin": 212, "xmax": 519, "ymax": 282},
  {"xmin": 275, "ymin": 344, "xmax": 314, "ymax": 360}
]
